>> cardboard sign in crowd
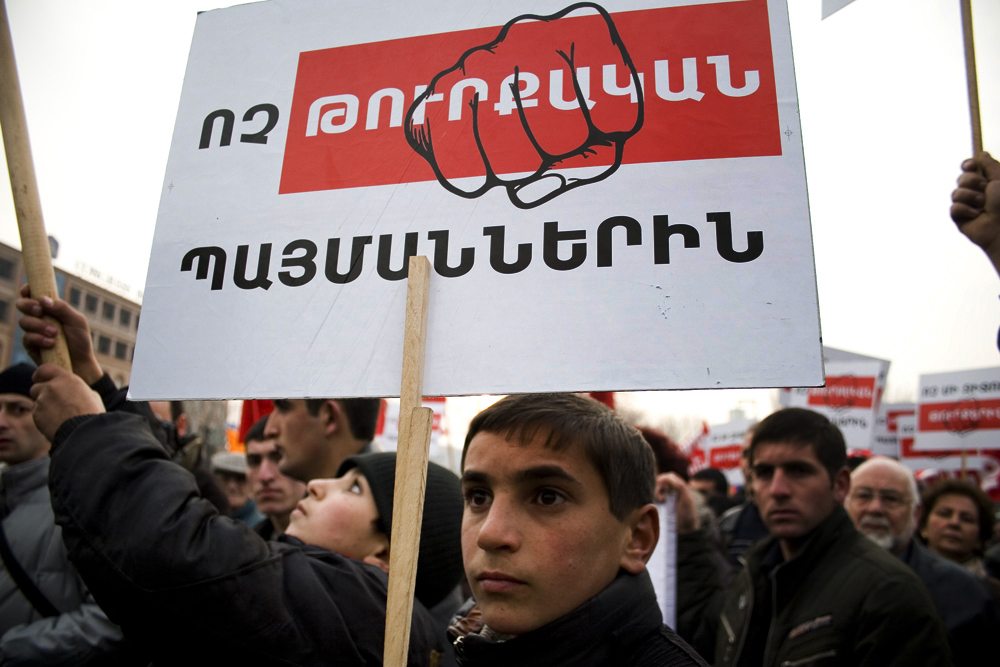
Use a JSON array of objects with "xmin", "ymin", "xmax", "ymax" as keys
[{"xmin": 129, "ymin": 0, "xmax": 821, "ymax": 400}]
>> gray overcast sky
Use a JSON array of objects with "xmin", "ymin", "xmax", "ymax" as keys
[{"xmin": 1, "ymin": 0, "xmax": 998, "ymax": 427}]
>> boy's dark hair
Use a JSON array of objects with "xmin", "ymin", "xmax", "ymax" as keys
[
  {"xmin": 919, "ymin": 479, "xmax": 994, "ymax": 548},
  {"xmin": 749, "ymin": 408, "xmax": 846, "ymax": 481},
  {"xmin": 305, "ymin": 398, "xmax": 381, "ymax": 441},
  {"xmin": 462, "ymin": 393, "xmax": 655, "ymax": 520},
  {"xmin": 244, "ymin": 415, "xmax": 268, "ymax": 444},
  {"xmin": 692, "ymin": 467, "xmax": 729, "ymax": 496}
]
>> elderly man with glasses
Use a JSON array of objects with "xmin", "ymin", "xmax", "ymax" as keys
[{"xmin": 846, "ymin": 457, "xmax": 999, "ymax": 666}]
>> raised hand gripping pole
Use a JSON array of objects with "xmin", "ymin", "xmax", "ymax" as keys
[
  {"xmin": 384, "ymin": 256, "xmax": 433, "ymax": 667},
  {"xmin": 0, "ymin": 0, "xmax": 70, "ymax": 369}
]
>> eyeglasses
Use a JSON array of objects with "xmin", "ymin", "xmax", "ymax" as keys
[{"xmin": 849, "ymin": 487, "xmax": 909, "ymax": 510}]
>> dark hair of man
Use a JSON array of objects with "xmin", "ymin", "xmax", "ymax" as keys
[
  {"xmin": 462, "ymin": 393, "xmax": 655, "ymax": 521},
  {"xmin": 693, "ymin": 467, "xmax": 729, "ymax": 496},
  {"xmin": 169, "ymin": 400, "xmax": 184, "ymax": 423},
  {"xmin": 918, "ymin": 478, "xmax": 994, "ymax": 547},
  {"xmin": 304, "ymin": 398, "xmax": 381, "ymax": 441},
  {"xmin": 748, "ymin": 407, "xmax": 847, "ymax": 482},
  {"xmin": 244, "ymin": 415, "xmax": 268, "ymax": 444}
]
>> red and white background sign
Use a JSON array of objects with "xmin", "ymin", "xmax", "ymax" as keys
[
  {"xmin": 130, "ymin": 0, "xmax": 821, "ymax": 399},
  {"xmin": 374, "ymin": 396, "xmax": 456, "ymax": 468},
  {"xmin": 914, "ymin": 367, "xmax": 1000, "ymax": 452},
  {"xmin": 871, "ymin": 402, "xmax": 914, "ymax": 458},
  {"xmin": 780, "ymin": 348, "xmax": 888, "ymax": 453},
  {"xmin": 689, "ymin": 417, "xmax": 752, "ymax": 485},
  {"xmin": 898, "ymin": 414, "xmax": 1000, "ymax": 485}
]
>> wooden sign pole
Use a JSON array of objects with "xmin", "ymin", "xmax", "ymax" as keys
[
  {"xmin": 0, "ymin": 0, "xmax": 70, "ymax": 368},
  {"xmin": 384, "ymin": 255, "xmax": 434, "ymax": 667},
  {"xmin": 959, "ymin": 0, "xmax": 982, "ymax": 154}
]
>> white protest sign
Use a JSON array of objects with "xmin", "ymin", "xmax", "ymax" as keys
[
  {"xmin": 648, "ymin": 495, "xmax": 677, "ymax": 629},
  {"xmin": 821, "ymin": 0, "xmax": 857, "ymax": 19},
  {"xmin": 871, "ymin": 402, "xmax": 914, "ymax": 458},
  {"xmin": 780, "ymin": 348, "xmax": 889, "ymax": 452},
  {"xmin": 914, "ymin": 367, "xmax": 1000, "ymax": 452},
  {"xmin": 130, "ymin": 0, "xmax": 821, "ymax": 399},
  {"xmin": 375, "ymin": 396, "xmax": 457, "ymax": 470},
  {"xmin": 898, "ymin": 414, "xmax": 1000, "ymax": 477}
]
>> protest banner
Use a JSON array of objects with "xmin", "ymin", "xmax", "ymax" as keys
[
  {"xmin": 898, "ymin": 414, "xmax": 1000, "ymax": 480},
  {"xmin": 690, "ymin": 416, "xmax": 752, "ymax": 485},
  {"xmin": 914, "ymin": 367, "xmax": 1000, "ymax": 452},
  {"xmin": 129, "ymin": 0, "xmax": 821, "ymax": 400},
  {"xmin": 648, "ymin": 495, "xmax": 677, "ymax": 630},
  {"xmin": 375, "ymin": 395, "xmax": 456, "ymax": 469},
  {"xmin": 821, "ymin": 0, "xmax": 856, "ymax": 19},
  {"xmin": 780, "ymin": 347, "xmax": 889, "ymax": 452},
  {"xmin": 871, "ymin": 402, "xmax": 914, "ymax": 458}
]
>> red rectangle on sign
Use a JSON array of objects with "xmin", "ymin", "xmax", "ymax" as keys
[
  {"xmin": 709, "ymin": 444, "xmax": 743, "ymax": 470},
  {"xmin": 807, "ymin": 376, "xmax": 876, "ymax": 409},
  {"xmin": 279, "ymin": 0, "xmax": 779, "ymax": 195},
  {"xmin": 918, "ymin": 399, "xmax": 1000, "ymax": 433}
]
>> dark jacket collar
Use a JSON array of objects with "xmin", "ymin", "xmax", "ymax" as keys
[
  {"xmin": 748, "ymin": 505, "xmax": 855, "ymax": 578},
  {"xmin": 455, "ymin": 570, "xmax": 662, "ymax": 667}
]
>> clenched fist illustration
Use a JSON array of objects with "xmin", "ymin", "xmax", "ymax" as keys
[{"xmin": 405, "ymin": 3, "xmax": 643, "ymax": 209}]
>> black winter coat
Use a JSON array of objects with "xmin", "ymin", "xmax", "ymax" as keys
[
  {"xmin": 48, "ymin": 412, "xmax": 445, "ymax": 666},
  {"xmin": 452, "ymin": 570, "xmax": 708, "ymax": 667},
  {"xmin": 715, "ymin": 507, "xmax": 952, "ymax": 667}
]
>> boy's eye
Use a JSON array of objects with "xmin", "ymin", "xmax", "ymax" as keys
[
  {"xmin": 349, "ymin": 480, "xmax": 363, "ymax": 495},
  {"xmin": 273, "ymin": 399, "xmax": 292, "ymax": 412},
  {"xmin": 464, "ymin": 488, "xmax": 491, "ymax": 508},
  {"xmin": 534, "ymin": 488, "xmax": 567, "ymax": 507}
]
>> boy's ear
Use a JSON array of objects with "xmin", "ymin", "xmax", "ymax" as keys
[
  {"xmin": 321, "ymin": 400, "xmax": 342, "ymax": 436},
  {"xmin": 619, "ymin": 503, "xmax": 660, "ymax": 575},
  {"xmin": 361, "ymin": 539, "xmax": 391, "ymax": 574}
]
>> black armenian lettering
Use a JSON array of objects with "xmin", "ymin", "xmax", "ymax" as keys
[
  {"xmin": 279, "ymin": 240, "xmax": 318, "ymax": 287},
  {"xmin": 181, "ymin": 246, "xmax": 226, "ymax": 290},
  {"xmin": 179, "ymin": 211, "xmax": 765, "ymax": 290},
  {"xmin": 428, "ymin": 230, "xmax": 475, "ymax": 278},
  {"xmin": 326, "ymin": 237, "xmax": 372, "ymax": 284},
  {"xmin": 543, "ymin": 222, "xmax": 587, "ymax": 271},
  {"xmin": 200, "ymin": 104, "xmax": 281, "ymax": 149}
]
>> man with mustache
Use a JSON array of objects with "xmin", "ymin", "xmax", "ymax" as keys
[{"xmin": 846, "ymin": 457, "xmax": 999, "ymax": 666}]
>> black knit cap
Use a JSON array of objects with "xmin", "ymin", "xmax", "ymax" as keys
[
  {"xmin": 338, "ymin": 452, "xmax": 464, "ymax": 608},
  {"xmin": 0, "ymin": 363, "xmax": 35, "ymax": 398}
]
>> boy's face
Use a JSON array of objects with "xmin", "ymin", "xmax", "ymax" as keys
[
  {"xmin": 461, "ymin": 430, "xmax": 632, "ymax": 635},
  {"xmin": 284, "ymin": 468, "xmax": 387, "ymax": 561}
]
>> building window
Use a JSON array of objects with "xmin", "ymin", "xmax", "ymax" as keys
[
  {"xmin": 0, "ymin": 258, "xmax": 13, "ymax": 281},
  {"xmin": 0, "ymin": 300, "xmax": 7, "ymax": 322},
  {"xmin": 69, "ymin": 287, "xmax": 82, "ymax": 306},
  {"xmin": 84, "ymin": 294, "xmax": 98, "ymax": 314},
  {"xmin": 119, "ymin": 308, "xmax": 132, "ymax": 328},
  {"xmin": 97, "ymin": 335, "xmax": 111, "ymax": 355},
  {"xmin": 114, "ymin": 341, "xmax": 128, "ymax": 360},
  {"xmin": 102, "ymin": 302, "xmax": 115, "ymax": 321}
]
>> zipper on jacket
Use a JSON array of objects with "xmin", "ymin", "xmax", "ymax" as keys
[{"xmin": 780, "ymin": 649, "xmax": 837, "ymax": 666}]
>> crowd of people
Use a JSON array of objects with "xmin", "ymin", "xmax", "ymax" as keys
[{"xmin": 0, "ymin": 152, "xmax": 996, "ymax": 665}]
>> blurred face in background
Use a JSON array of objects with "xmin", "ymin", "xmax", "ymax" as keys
[
  {"xmin": 0, "ymin": 394, "xmax": 49, "ymax": 465},
  {"xmin": 846, "ymin": 458, "xmax": 917, "ymax": 554},
  {"xmin": 246, "ymin": 437, "xmax": 306, "ymax": 519},
  {"xmin": 922, "ymin": 493, "xmax": 982, "ymax": 563}
]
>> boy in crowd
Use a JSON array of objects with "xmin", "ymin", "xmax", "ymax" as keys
[
  {"xmin": 18, "ymin": 293, "xmax": 463, "ymax": 666},
  {"xmin": 451, "ymin": 392, "xmax": 706, "ymax": 666},
  {"xmin": 243, "ymin": 415, "xmax": 307, "ymax": 539}
]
